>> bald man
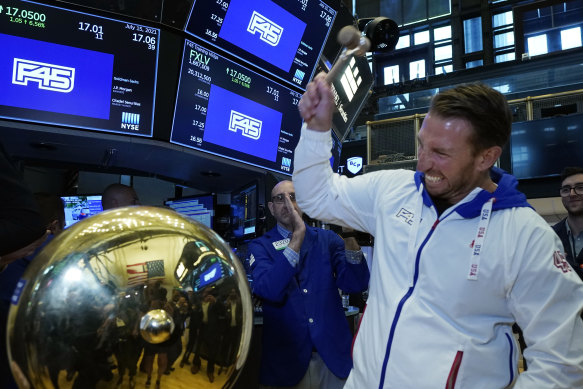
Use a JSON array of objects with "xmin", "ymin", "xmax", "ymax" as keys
[
  {"xmin": 248, "ymin": 180, "xmax": 369, "ymax": 389},
  {"xmin": 102, "ymin": 183, "xmax": 140, "ymax": 210}
]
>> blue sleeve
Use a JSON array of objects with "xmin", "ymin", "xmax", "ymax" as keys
[
  {"xmin": 248, "ymin": 238, "xmax": 297, "ymax": 304},
  {"xmin": 327, "ymin": 231, "xmax": 370, "ymax": 293}
]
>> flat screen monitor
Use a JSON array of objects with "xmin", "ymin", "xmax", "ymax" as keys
[
  {"xmin": 511, "ymin": 114, "xmax": 583, "ymax": 180},
  {"xmin": 171, "ymin": 39, "xmax": 304, "ymax": 175},
  {"xmin": 0, "ymin": 0, "xmax": 160, "ymax": 136},
  {"xmin": 184, "ymin": 0, "xmax": 336, "ymax": 90},
  {"xmin": 61, "ymin": 194, "xmax": 103, "ymax": 228},
  {"xmin": 165, "ymin": 193, "xmax": 215, "ymax": 229},
  {"xmin": 230, "ymin": 181, "xmax": 258, "ymax": 240}
]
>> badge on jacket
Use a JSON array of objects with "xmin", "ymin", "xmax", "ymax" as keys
[{"xmin": 272, "ymin": 238, "xmax": 290, "ymax": 251}]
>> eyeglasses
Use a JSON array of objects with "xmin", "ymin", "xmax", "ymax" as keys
[
  {"xmin": 559, "ymin": 184, "xmax": 583, "ymax": 197},
  {"xmin": 271, "ymin": 193, "xmax": 296, "ymax": 204}
]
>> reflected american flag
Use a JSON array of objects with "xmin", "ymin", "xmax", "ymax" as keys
[{"xmin": 127, "ymin": 259, "xmax": 165, "ymax": 286}]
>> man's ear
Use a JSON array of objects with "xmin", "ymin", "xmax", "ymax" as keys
[
  {"xmin": 478, "ymin": 145, "xmax": 502, "ymax": 172},
  {"xmin": 267, "ymin": 201, "xmax": 274, "ymax": 216}
]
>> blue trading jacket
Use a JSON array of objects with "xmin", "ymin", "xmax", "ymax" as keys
[{"xmin": 248, "ymin": 223, "xmax": 370, "ymax": 386}]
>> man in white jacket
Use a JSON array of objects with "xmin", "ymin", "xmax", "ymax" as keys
[{"xmin": 293, "ymin": 75, "xmax": 583, "ymax": 388}]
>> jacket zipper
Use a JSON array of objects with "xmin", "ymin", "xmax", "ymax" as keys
[{"xmin": 377, "ymin": 218, "xmax": 441, "ymax": 389}]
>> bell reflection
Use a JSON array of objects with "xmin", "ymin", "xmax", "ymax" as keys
[{"xmin": 7, "ymin": 206, "xmax": 252, "ymax": 389}]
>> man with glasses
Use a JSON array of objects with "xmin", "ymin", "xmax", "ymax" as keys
[
  {"xmin": 247, "ymin": 180, "xmax": 369, "ymax": 389},
  {"xmin": 553, "ymin": 166, "xmax": 583, "ymax": 280}
]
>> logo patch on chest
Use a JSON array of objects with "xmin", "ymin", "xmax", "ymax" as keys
[{"xmin": 396, "ymin": 208, "xmax": 414, "ymax": 225}]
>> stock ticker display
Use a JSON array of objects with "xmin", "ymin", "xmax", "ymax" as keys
[
  {"xmin": 184, "ymin": 0, "xmax": 336, "ymax": 90},
  {"xmin": 0, "ymin": 0, "xmax": 159, "ymax": 136},
  {"xmin": 170, "ymin": 39, "xmax": 304, "ymax": 175}
]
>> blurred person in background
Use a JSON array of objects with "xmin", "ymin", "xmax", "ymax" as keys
[
  {"xmin": 102, "ymin": 183, "xmax": 140, "ymax": 210},
  {"xmin": 0, "ymin": 193, "xmax": 65, "ymax": 389},
  {"xmin": 554, "ymin": 166, "xmax": 583, "ymax": 281}
]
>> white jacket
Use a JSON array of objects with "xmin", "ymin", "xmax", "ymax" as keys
[{"xmin": 293, "ymin": 127, "xmax": 583, "ymax": 389}]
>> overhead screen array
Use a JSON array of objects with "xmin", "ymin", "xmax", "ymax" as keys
[
  {"xmin": 1, "ymin": 0, "xmax": 346, "ymax": 177},
  {"xmin": 172, "ymin": 0, "xmax": 339, "ymax": 175},
  {"xmin": 0, "ymin": 0, "xmax": 159, "ymax": 136}
]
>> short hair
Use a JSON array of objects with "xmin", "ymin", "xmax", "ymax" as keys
[
  {"xmin": 102, "ymin": 183, "xmax": 138, "ymax": 210},
  {"xmin": 429, "ymin": 82, "xmax": 512, "ymax": 153},
  {"xmin": 560, "ymin": 166, "xmax": 583, "ymax": 182},
  {"xmin": 33, "ymin": 193, "xmax": 65, "ymax": 229}
]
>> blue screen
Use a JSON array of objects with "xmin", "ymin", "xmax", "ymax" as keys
[
  {"xmin": 0, "ymin": 33, "xmax": 113, "ymax": 119},
  {"xmin": 198, "ymin": 262, "xmax": 222, "ymax": 288},
  {"xmin": 184, "ymin": 0, "xmax": 336, "ymax": 90},
  {"xmin": 171, "ymin": 40, "xmax": 303, "ymax": 175},
  {"xmin": 219, "ymin": 0, "xmax": 305, "ymax": 73},
  {"xmin": 0, "ymin": 0, "xmax": 159, "ymax": 137},
  {"xmin": 204, "ymin": 84, "xmax": 282, "ymax": 162}
]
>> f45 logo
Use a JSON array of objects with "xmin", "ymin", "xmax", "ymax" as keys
[
  {"xmin": 229, "ymin": 110, "xmax": 262, "ymax": 140},
  {"xmin": 247, "ymin": 11, "xmax": 283, "ymax": 46},
  {"xmin": 12, "ymin": 58, "xmax": 75, "ymax": 93}
]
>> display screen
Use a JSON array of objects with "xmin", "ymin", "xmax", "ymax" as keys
[
  {"xmin": 171, "ymin": 39, "xmax": 304, "ymax": 175},
  {"xmin": 61, "ymin": 194, "xmax": 103, "ymax": 228},
  {"xmin": 230, "ymin": 181, "xmax": 258, "ymax": 240},
  {"xmin": 319, "ymin": 54, "xmax": 374, "ymax": 142},
  {"xmin": 0, "ymin": 0, "xmax": 159, "ymax": 136},
  {"xmin": 511, "ymin": 115, "xmax": 583, "ymax": 180},
  {"xmin": 184, "ymin": 0, "xmax": 335, "ymax": 90},
  {"xmin": 165, "ymin": 194, "xmax": 215, "ymax": 229}
]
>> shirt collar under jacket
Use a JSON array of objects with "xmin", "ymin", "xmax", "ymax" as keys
[{"xmin": 276, "ymin": 223, "xmax": 293, "ymax": 239}]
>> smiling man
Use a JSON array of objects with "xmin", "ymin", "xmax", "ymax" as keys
[
  {"xmin": 293, "ymin": 75, "xmax": 583, "ymax": 388},
  {"xmin": 553, "ymin": 166, "xmax": 583, "ymax": 280}
]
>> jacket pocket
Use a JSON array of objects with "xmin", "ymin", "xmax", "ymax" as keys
[{"xmin": 445, "ymin": 350, "xmax": 463, "ymax": 389}]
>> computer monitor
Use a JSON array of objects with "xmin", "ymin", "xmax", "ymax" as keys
[
  {"xmin": 61, "ymin": 194, "xmax": 103, "ymax": 228},
  {"xmin": 164, "ymin": 193, "xmax": 216, "ymax": 229},
  {"xmin": 184, "ymin": 0, "xmax": 336, "ymax": 90},
  {"xmin": 510, "ymin": 114, "xmax": 583, "ymax": 180},
  {"xmin": 230, "ymin": 180, "xmax": 258, "ymax": 240},
  {"xmin": 170, "ymin": 39, "xmax": 303, "ymax": 175},
  {"xmin": 0, "ymin": 0, "xmax": 160, "ymax": 136}
]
